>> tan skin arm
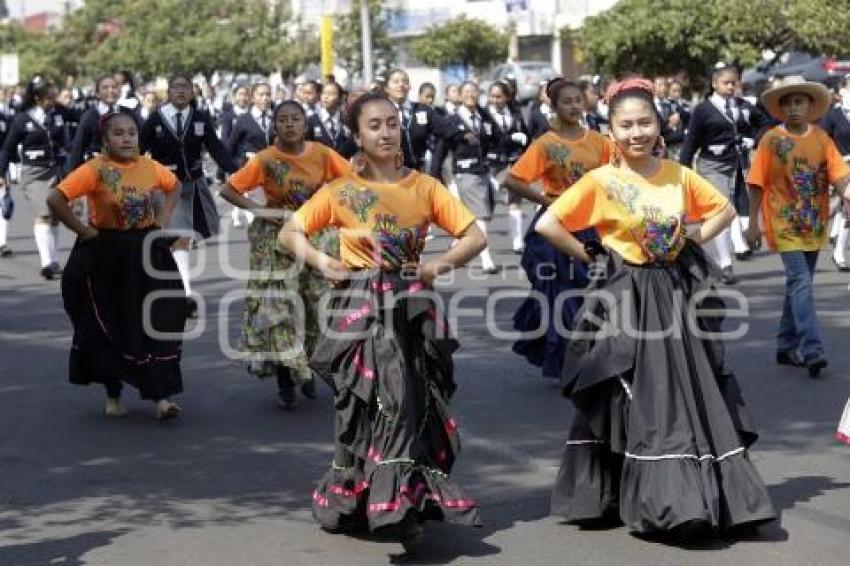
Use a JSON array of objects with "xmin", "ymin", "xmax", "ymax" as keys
[
  {"xmin": 745, "ymin": 184, "xmax": 764, "ymax": 249},
  {"xmin": 278, "ymin": 216, "xmax": 487, "ymax": 286},
  {"xmin": 503, "ymin": 173, "xmax": 553, "ymax": 207},
  {"xmin": 536, "ymin": 202, "xmax": 736, "ymax": 263},
  {"xmin": 47, "ymin": 189, "xmax": 98, "ymax": 240},
  {"xmin": 154, "ymin": 185, "xmax": 180, "ymax": 228},
  {"xmin": 219, "ymin": 184, "xmax": 285, "ymax": 225}
]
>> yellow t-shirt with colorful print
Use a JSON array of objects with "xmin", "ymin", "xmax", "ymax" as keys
[
  {"xmin": 228, "ymin": 142, "xmax": 350, "ymax": 210},
  {"xmin": 747, "ymin": 125, "xmax": 850, "ymax": 252},
  {"xmin": 58, "ymin": 155, "xmax": 178, "ymax": 230},
  {"xmin": 295, "ymin": 170, "xmax": 476, "ymax": 269},
  {"xmin": 549, "ymin": 161, "xmax": 729, "ymax": 264},
  {"xmin": 510, "ymin": 129, "xmax": 611, "ymax": 196}
]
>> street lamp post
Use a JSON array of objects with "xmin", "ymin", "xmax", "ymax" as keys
[{"xmin": 360, "ymin": 0, "xmax": 372, "ymax": 83}]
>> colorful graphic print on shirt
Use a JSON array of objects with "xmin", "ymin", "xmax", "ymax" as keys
[
  {"xmin": 371, "ymin": 213, "xmax": 428, "ymax": 268},
  {"xmin": 778, "ymin": 157, "xmax": 829, "ymax": 238},
  {"xmin": 97, "ymin": 164, "xmax": 154, "ymax": 229},
  {"xmin": 604, "ymin": 179, "xmax": 684, "ymax": 261},
  {"xmin": 337, "ymin": 185, "xmax": 379, "ymax": 222}
]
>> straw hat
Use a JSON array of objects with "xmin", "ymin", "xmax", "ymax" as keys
[{"xmin": 761, "ymin": 75, "xmax": 831, "ymax": 122}]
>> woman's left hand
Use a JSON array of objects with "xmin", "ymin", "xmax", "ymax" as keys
[{"xmin": 409, "ymin": 260, "xmax": 440, "ymax": 286}]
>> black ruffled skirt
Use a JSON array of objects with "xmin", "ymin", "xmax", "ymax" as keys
[
  {"xmin": 310, "ymin": 271, "xmax": 481, "ymax": 532},
  {"xmin": 552, "ymin": 242, "xmax": 776, "ymax": 533},
  {"xmin": 61, "ymin": 229, "xmax": 187, "ymax": 400}
]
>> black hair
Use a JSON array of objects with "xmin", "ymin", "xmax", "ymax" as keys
[
  {"xmin": 98, "ymin": 111, "xmax": 138, "ymax": 144},
  {"xmin": 268, "ymin": 100, "xmax": 308, "ymax": 144},
  {"xmin": 251, "ymin": 82, "xmax": 272, "ymax": 95},
  {"xmin": 322, "ymin": 81, "xmax": 346, "ymax": 99},
  {"xmin": 345, "ymin": 92, "xmax": 393, "ymax": 135},
  {"xmin": 386, "ymin": 69, "xmax": 408, "ymax": 83},
  {"xmin": 712, "ymin": 65, "xmax": 739, "ymax": 83},
  {"xmin": 23, "ymin": 75, "xmax": 56, "ymax": 110},
  {"xmin": 546, "ymin": 78, "xmax": 584, "ymax": 106},
  {"xmin": 117, "ymin": 70, "xmax": 135, "ymax": 96},
  {"xmin": 419, "ymin": 82, "xmax": 436, "ymax": 96},
  {"xmin": 607, "ymin": 86, "xmax": 660, "ymax": 124},
  {"xmin": 96, "ymin": 73, "xmax": 116, "ymax": 92},
  {"xmin": 489, "ymin": 81, "xmax": 511, "ymax": 98}
]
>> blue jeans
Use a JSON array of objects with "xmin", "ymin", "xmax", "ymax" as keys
[{"xmin": 778, "ymin": 251, "xmax": 824, "ymax": 358}]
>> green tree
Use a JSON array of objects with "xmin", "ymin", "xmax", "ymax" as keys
[
  {"xmin": 334, "ymin": 0, "xmax": 395, "ymax": 79},
  {"xmin": 0, "ymin": 21, "xmax": 61, "ymax": 81},
  {"xmin": 409, "ymin": 15, "xmax": 508, "ymax": 77},
  {"xmin": 576, "ymin": 0, "xmax": 850, "ymax": 89}
]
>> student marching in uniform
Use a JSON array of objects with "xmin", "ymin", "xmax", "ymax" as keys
[
  {"xmin": 220, "ymin": 101, "xmax": 350, "ymax": 409},
  {"xmin": 279, "ymin": 93, "xmax": 485, "ymax": 552},
  {"xmin": 226, "ymin": 83, "xmax": 274, "ymax": 228},
  {"xmin": 529, "ymin": 81, "xmax": 555, "ymax": 140},
  {"xmin": 67, "ymin": 75, "xmax": 136, "ymax": 173},
  {"xmin": 47, "ymin": 112, "xmax": 187, "ymax": 421},
  {"xmin": 821, "ymin": 77, "xmax": 850, "ymax": 271},
  {"xmin": 385, "ymin": 69, "xmax": 465, "ymax": 179},
  {"xmin": 537, "ymin": 77, "xmax": 775, "ymax": 537},
  {"xmin": 306, "ymin": 81, "xmax": 357, "ymax": 159},
  {"xmin": 745, "ymin": 76, "xmax": 850, "ymax": 377},
  {"xmin": 433, "ymin": 81, "xmax": 499, "ymax": 273},
  {"xmin": 486, "ymin": 80, "xmax": 529, "ymax": 253},
  {"xmin": 0, "ymin": 76, "xmax": 73, "ymax": 279},
  {"xmin": 139, "ymin": 74, "xmax": 236, "ymax": 318},
  {"xmin": 680, "ymin": 66, "xmax": 772, "ymax": 284},
  {"xmin": 504, "ymin": 78, "xmax": 610, "ymax": 381}
]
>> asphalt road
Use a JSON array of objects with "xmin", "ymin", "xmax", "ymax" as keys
[{"xmin": 1, "ymin": 192, "xmax": 849, "ymax": 566}]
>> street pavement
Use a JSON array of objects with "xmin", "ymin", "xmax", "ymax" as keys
[{"xmin": 1, "ymin": 191, "xmax": 849, "ymax": 566}]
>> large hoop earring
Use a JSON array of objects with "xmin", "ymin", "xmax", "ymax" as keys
[
  {"xmin": 394, "ymin": 150, "xmax": 404, "ymax": 170},
  {"xmin": 352, "ymin": 151, "xmax": 367, "ymax": 174}
]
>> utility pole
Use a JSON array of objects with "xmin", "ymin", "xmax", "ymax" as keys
[{"xmin": 360, "ymin": 0, "xmax": 373, "ymax": 83}]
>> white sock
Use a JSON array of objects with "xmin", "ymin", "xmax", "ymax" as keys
[
  {"xmin": 0, "ymin": 216, "xmax": 7, "ymax": 247},
  {"xmin": 730, "ymin": 216, "xmax": 749, "ymax": 254},
  {"xmin": 835, "ymin": 222, "xmax": 849, "ymax": 263},
  {"xmin": 831, "ymin": 212, "xmax": 842, "ymax": 239},
  {"xmin": 475, "ymin": 220, "xmax": 495, "ymax": 270},
  {"xmin": 244, "ymin": 209, "xmax": 255, "ymax": 223},
  {"xmin": 509, "ymin": 208, "xmax": 524, "ymax": 249},
  {"xmin": 231, "ymin": 207, "xmax": 242, "ymax": 224},
  {"xmin": 712, "ymin": 227, "xmax": 733, "ymax": 269},
  {"xmin": 172, "ymin": 249, "xmax": 193, "ymax": 296},
  {"xmin": 33, "ymin": 224, "xmax": 52, "ymax": 267},
  {"xmin": 49, "ymin": 224, "xmax": 59, "ymax": 263}
]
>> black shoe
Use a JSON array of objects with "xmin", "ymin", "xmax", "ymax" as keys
[
  {"xmin": 185, "ymin": 296, "xmax": 198, "ymax": 319},
  {"xmin": 735, "ymin": 250, "xmax": 753, "ymax": 261},
  {"xmin": 40, "ymin": 262, "xmax": 62, "ymax": 280},
  {"xmin": 832, "ymin": 256, "xmax": 850, "ymax": 272},
  {"xmin": 277, "ymin": 372, "xmax": 297, "ymax": 410},
  {"xmin": 776, "ymin": 350, "xmax": 805, "ymax": 367},
  {"xmin": 804, "ymin": 354, "xmax": 827, "ymax": 378},
  {"xmin": 300, "ymin": 378, "xmax": 316, "ymax": 400},
  {"xmin": 0, "ymin": 244, "xmax": 11, "ymax": 257},
  {"xmin": 720, "ymin": 266, "xmax": 738, "ymax": 285}
]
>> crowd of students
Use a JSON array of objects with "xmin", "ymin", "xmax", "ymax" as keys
[{"xmin": 2, "ymin": 63, "xmax": 850, "ymax": 554}]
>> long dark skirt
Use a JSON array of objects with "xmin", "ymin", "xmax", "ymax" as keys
[
  {"xmin": 552, "ymin": 242, "xmax": 776, "ymax": 534},
  {"xmin": 61, "ymin": 229, "xmax": 187, "ymax": 400},
  {"xmin": 513, "ymin": 208, "xmax": 598, "ymax": 379},
  {"xmin": 310, "ymin": 271, "xmax": 481, "ymax": 532}
]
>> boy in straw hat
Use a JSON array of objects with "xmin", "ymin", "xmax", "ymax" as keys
[{"xmin": 746, "ymin": 76, "xmax": 850, "ymax": 377}]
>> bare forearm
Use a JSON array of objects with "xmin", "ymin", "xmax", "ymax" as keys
[
  {"xmin": 220, "ymin": 184, "xmax": 264, "ymax": 211},
  {"xmin": 747, "ymin": 185, "xmax": 763, "ymax": 222},
  {"xmin": 535, "ymin": 211, "xmax": 591, "ymax": 262},
  {"xmin": 427, "ymin": 223, "xmax": 487, "ymax": 275},
  {"xmin": 154, "ymin": 188, "xmax": 179, "ymax": 227},
  {"xmin": 47, "ymin": 190, "xmax": 91, "ymax": 237},
  {"xmin": 505, "ymin": 175, "xmax": 548, "ymax": 206},
  {"xmin": 693, "ymin": 203, "xmax": 735, "ymax": 244}
]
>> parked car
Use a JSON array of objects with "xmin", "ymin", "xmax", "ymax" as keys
[
  {"xmin": 742, "ymin": 50, "xmax": 850, "ymax": 94},
  {"xmin": 480, "ymin": 61, "xmax": 559, "ymax": 106}
]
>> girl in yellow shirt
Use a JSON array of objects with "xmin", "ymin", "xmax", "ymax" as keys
[{"xmin": 534, "ymin": 78, "xmax": 776, "ymax": 536}]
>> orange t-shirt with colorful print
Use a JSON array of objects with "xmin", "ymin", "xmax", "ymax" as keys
[
  {"xmin": 747, "ymin": 125, "xmax": 850, "ymax": 252},
  {"xmin": 228, "ymin": 142, "xmax": 351, "ymax": 210},
  {"xmin": 549, "ymin": 161, "xmax": 729, "ymax": 264},
  {"xmin": 510, "ymin": 129, "xmax": 611, "ymax": 196},
  {"xmin": 295, "ymin": 170, "xmax": 476, "ymax": 269},
  {"xmin": 58, "ymin": 155, "xmax": 179, "ymax": 230}
]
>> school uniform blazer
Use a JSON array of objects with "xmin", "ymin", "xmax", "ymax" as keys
[
  {"xmin": 67, "ymin": 104, "xmax": 143, "ymax": 173},
  {"xmin": 225, "ymin": 112, "xmax": 272, "ymax": 167},
  {"xmin": 219, "ymin": 104, "xmax": 248, "ymax": 143},
  {"xmin": 305, "ymin": 112, "xmax": 358, "ymax": 159},
  {"xmin": 528, "ymin": 102, "xmax": 551, "ymax": 140},
  {"xmin": 139, "ymin": 106, "xmax": 235, "ymax": 182},
  {"xmin": 483, "ymin": 105, "xmax": 529, "ymax": 166},
  {"xmin": 431, "ymin": 107, "xmax": 497, "ymax": 177},
  {"xmin": 0, "ymin": 107, "xmax": 72, "ymax": 175},
  {"xmin": 397, "ymin": 101, "xmax": 463, "ymax": 176},
  {"xmin": 822, "ymin": 106, "xmax": 850, "ymax": 157},
  {"xmin": 679, "ymin": 97, "xmax": 771, "ymax": 167}
]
